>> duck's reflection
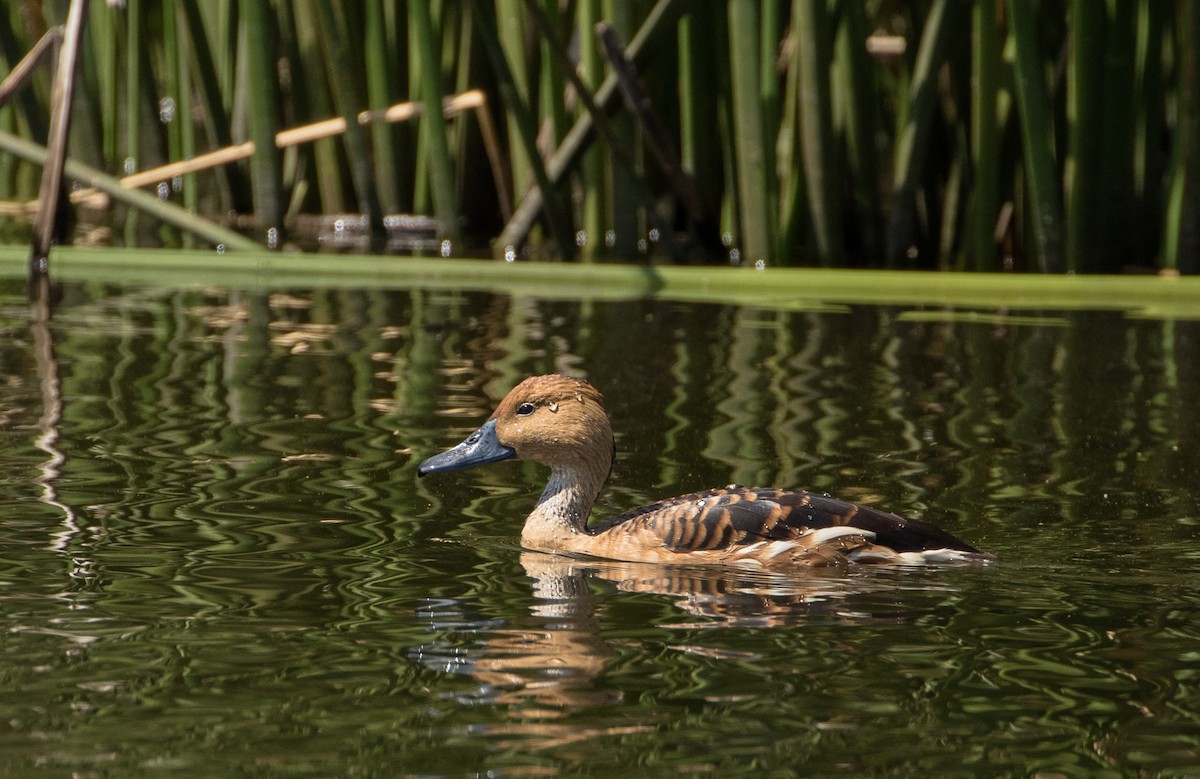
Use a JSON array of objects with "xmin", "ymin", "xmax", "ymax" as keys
[
  {"xmin": 519, "ymin": 550, "xmax": 884, "ymax": 627},
  {"xmin": 410, "ymin": 551, "xmax": 954, "ymax": 751}
]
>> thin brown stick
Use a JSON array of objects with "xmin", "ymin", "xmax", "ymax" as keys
[
  {"xmin": 0, "ymin": 26, "xmax": 62, "ymax": 107},
  {"xmin": 75, "ymin": 90, "xmax": 491, "ymax": 198},
  {"xmin": 30, "ymin": 0, "xmax": 88, "ymax": 276}
]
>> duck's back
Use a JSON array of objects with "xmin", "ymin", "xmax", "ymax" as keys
[{"xmin": 591, "ymin": 485, "xmax": 984, "ymax": 567}]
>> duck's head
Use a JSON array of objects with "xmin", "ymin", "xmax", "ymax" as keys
[{"xmin": 418, "ymin": 374, "xmax": 614, "ymax": 478}]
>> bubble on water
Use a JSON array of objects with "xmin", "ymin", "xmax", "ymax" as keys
[{"xmin": 216, "ymin": 244, "xmax": 226, "ymax": 254}]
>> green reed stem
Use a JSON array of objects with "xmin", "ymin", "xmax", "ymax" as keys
[
  {"xmin": 495, "ymin": 1, "xmax": 531, "ymax": 204},
  {"xmin": 241, "ymin": 0, "xmax": 284, "ymax": 237},
  {"xmin": 179, "ymin": 0, "xmax": 242, "ymax": 211},
  {"xmin": 602, "ymin": 0, "xmax": 638, "ymax": 258},
  {"xmin": 1008, "ymin": 0, "xmax": 1065, "ymax": 272},
  {"xmin": 1164, "ymin": 0, "xmax": 1200, "ymax": 271},
  {"xmin": 1134, "ymin": 0, "xmax": 1166, "ymax": 257},
  {"xmin": 1097, "ymin": 0, "xmax": 1137, "ymax": 270},
  {"xmin": 365, "ymin": 0, "xmax": 400, "ymax": 215},
  {"xmin": 577, "ymin": 0, "xmax": 604, "ymax": 260},
  {"xmin": 538, "ymin": 0, "xmax": 568, "ymax": 142},
  {"xmin": 968, "ymin": 0, "xmax": 1000, "ymax": 270},
  {"xmin": 886, "ymin": 0, "xmax": 954, "ymax": 266},
  {"xmin": 318, "ymin": 2, "xmax": 386, "ymax": 242},
  {"xmin": 794, "ymin": 0, "xmax": 842, "ymax": 265},
  {"xmin": 411, "ymin": 1, "xmax": 461, "ymax": 244},
  {"xmin": 835, "ymin": 2, "xmax": 882, "ymax": 263},
  {"xmin": 1066, "ymin": 0, "xmax": 1108, "ymax": 269},
  {"xmin": 0, "ymin": 129, "xmax": 258, "ymax": 250},
  {"xmin": 777, "ymin": 12, "xmax": 803, "ymax": 264},
  {"xmin": 727, "ymin": 0, "xmax": 771, "ymax": 264}
]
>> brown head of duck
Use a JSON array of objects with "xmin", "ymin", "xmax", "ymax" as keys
[{"xmin": 419, "ymin": 374, "xmax": 993, "ymax": 569}]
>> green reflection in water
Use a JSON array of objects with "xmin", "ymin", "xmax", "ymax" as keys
[{"xmin": 0, "ymin": 278, "xmax": 1196, "ymax": 775}]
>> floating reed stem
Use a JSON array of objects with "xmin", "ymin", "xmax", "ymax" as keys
[{"xmin": 0, "ymin": 129, "xmax": 258, "ymax": 250}]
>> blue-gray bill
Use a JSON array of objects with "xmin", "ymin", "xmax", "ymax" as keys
[{"xmin": 418, "ymin": 418, "xmax": 516, "ymax": 477}]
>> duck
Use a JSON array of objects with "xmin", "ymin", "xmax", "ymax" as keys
[{"xmin": 418, "ymin": 374, "xmax": 991, "ymax": 569}]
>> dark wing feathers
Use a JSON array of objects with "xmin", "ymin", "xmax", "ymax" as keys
[{"xmin": 602, "ymin": 485, "xmax": 980, "ymax": 554}]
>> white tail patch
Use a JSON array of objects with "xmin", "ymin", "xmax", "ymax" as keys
[
  {"xmin": 806, "ymin": 526, "xmax": 875, "ymax": 545},
  {"xmin": 896, "ymin": 548, "xmax": 990, "ymax": 565},
  {"xmin": 762, "ymin": 540, "xmax": 799, "ymax": 560}
]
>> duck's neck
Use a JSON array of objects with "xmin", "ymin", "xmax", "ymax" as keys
[{"xmin": 521, "ymin": 462, "xmax": 607, "ymax": 556}]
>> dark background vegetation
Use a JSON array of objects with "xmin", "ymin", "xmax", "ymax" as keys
[{"xmin": 0, "ymin": 1, "xmax": 1197, "ymax": 272}]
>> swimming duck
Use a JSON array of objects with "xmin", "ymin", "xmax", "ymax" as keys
[{"xmin": 418, "ymin": 374, "xmax": 990, "ymax": 569}]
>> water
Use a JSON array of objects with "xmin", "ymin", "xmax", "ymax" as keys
[{"xmin": 0, "ymin": 278, "xmax": 1197, "ymax": 776}]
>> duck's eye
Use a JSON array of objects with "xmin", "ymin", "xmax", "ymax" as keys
[{"xmin": 516, "ymin": 402, "xmax": 536, "ymax": 416}]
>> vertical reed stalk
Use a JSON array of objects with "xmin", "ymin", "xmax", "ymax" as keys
[
  {"xmin": 1008, "ymin": 0, "xmax": 1065, "ymax": 272},
  {"xmin": 179, "ymin": 0, "xmax": 244, "ymax": 211},
  {"xmin": 91, "ymin": 2, "xmax": 118, "ymax": 165},
  {"xmin": 603, "ymin": 0, "xmax": 638, "ymax": 257},
  {"xmin": 126, "ymin": 0, "xmax": 141, "ymax": 176},
  {"xmin": 241, "ymin": 0, "xmax": 284, "ymax": 238},
  {"xmin": 727, "ymin": 0, "xmax": 771, "ymax": 263},
  {"xmin": 31, "ymin": 0, "xmax": 87, "ymax": 271},
  {"xmin": 317, "ymin": 2, "xmax": 386, "ymax": 242},
  {"xmin": 538, "ymin": 0, "xmax": 569, "ymax": 142},
  {"xmin": 1133, "ymin": 1, "xmax": 1166, "ymax": 259},
  {"xmin": 1097, "ymin": 0, "xmax": 1136, "ymax": 270},
  {"xmin": 776, "ymin": 16, "xmax": 803, "ymax": 262},
  {"xmin": 365, "ymin": 0, "xmax": 401, "ymax": 215},
  {"xmin": 794, "ymin": 0, "xmax": 843, "ymax": 265},
  {"xmin": 577, "ymin": 0, "xmax": 604, "ymax": 259},
  {"xmin": 760, "ymin": 0, "xmax": 780, "ymax": 247},
  {"xmin": 835, "ymin": 2, "xmax": 883, "ymax": 263},
  {"xmin": 290, "ymin": 2, "xmax": 344, "ymax": 215},
  {"xmin": 1164, "ymin": 0, "xmax": 1200, "ymax": 271},
  {"xmin": 411, "ymin": 0, "xmax": 462, "ymax": 243},
  {"xmin": 886, "ymin": 0, "xmax": 954, "ymax": 266},
  {"xmin": 123, "ymin": 0, "xmax": 143, "ymax": 244},
  {"xmin": 496, "ymin": 1, "xmax": 531, "ymax": 202},
  {"xmin": 1065, "ymin": 0, "xmax": 1104, "ymax": 271},
  {"xmin": 968, "ymin": 0, "xmax": 1001, "ymax": 270},
  {"xmin": 677, "ymin": 9, "xmax": 720, "ymax": 228}
]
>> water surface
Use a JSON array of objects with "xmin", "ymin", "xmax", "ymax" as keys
[{"xmin": 0, "ymin": 277, "xmax": 1197, "ymax": 776}]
